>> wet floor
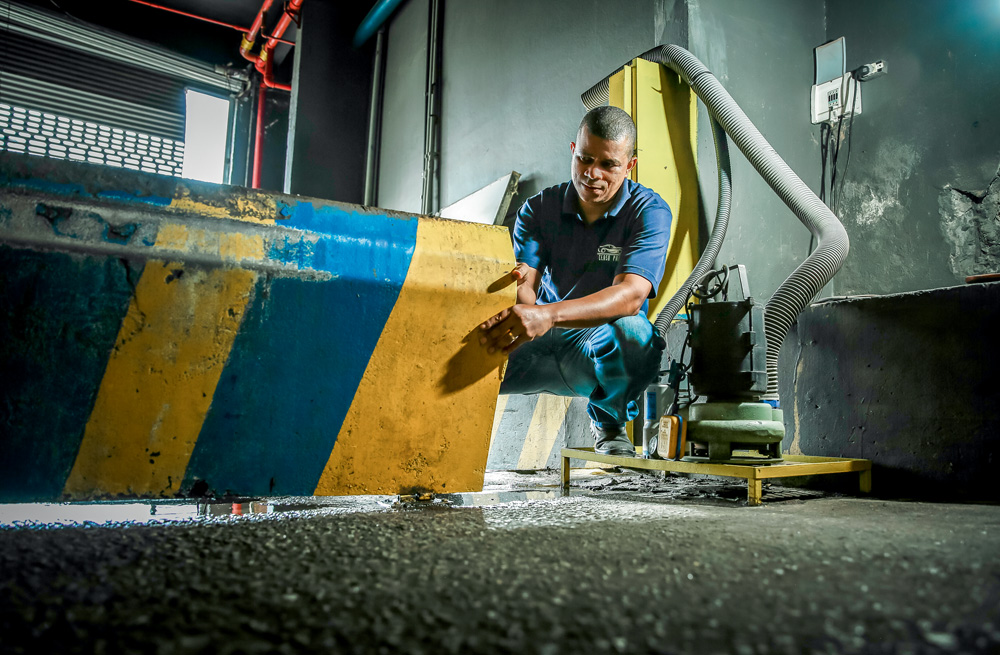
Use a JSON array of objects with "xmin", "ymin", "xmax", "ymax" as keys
[
  {"xmin": 1, "ymin": 469, "xmax": 998, "ymax": 654},
  {"xmin": 0, "ymin": 469, "xmax": 758, "ymax": 528}
]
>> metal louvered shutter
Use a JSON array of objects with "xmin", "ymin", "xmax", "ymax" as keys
[
  {"xmin": 0, "ymin": 0, "xmax": 246, "ymax": 175},
  {"xmin": 0, "ymin": 103, "xmax": 187, "ymax": 175}
]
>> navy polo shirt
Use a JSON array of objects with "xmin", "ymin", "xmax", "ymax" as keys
[{"xmin": 512, "ymin": 179, "xmax": 672, "ymax": 313}]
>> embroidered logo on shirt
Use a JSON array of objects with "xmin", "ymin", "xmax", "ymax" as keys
[{"xmin": 597, "ymin": 244, "xmax": 622, "ymax": 262}]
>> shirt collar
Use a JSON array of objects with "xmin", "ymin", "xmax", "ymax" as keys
[{"xmin": 562, "ymin": 179, "xmax": 633, "ymax": 222}]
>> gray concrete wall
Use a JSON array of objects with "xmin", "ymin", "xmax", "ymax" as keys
[
  {"xmin": 437, "ymin": 0, "xmax": 688, "ymax": 209},
  {"xmin": 284, "ymin": 2, "xmax": 373, "ymax": 203},
  {"xmin": 771, "ymin": 0, "xmax": 1000, "ymax": 499},
  {"xmin": 378, "ymin": 0, "xmax": 688, "ymax": 214},
  {"xmin": 259, "ymin": 92, "xmax": 289, "ymax": 193},
  {"xmin": 378, "ymin": 1, "xmax": 999, "ymax": 482},
  {"xmin": 378, "ymin": 0, "xmax": 430, "ymax": 213},
  {"xmin": 688, "ymin": 0, "xmax": 826, "ymax": 303},
  {"xmin": 377, "ymin": 0, "xmax": 834, "ymax": 466},
  {"xmin": 827, "ymin": 0, "xmax": 1000, "ymax": 294}
]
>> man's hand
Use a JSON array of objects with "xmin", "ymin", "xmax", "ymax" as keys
[{"xmin": 479, "ymin": 303, "xmax": 554, "ymax": 355}]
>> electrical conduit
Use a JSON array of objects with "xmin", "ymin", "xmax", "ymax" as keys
[
  {"xmin": 356, "ymin": 2, "xmax": 408, "ymax": 203},
  {"xmin": 364, "ymin": 27, "xmax": 387, "ymax": 205}
]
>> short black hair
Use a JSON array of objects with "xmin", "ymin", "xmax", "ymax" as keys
[{"xmin": 578, "ymin": 106, "xmax": 636, "ymax": 156}]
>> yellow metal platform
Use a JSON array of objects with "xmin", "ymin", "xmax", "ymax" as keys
[{"xmin": 561, "ymin": 448, "xmax": 872, "ymax": 506}]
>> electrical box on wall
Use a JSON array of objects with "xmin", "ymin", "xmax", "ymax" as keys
[
  {"xmin": 811, "ymin": 37, "xmax": 860, "ymax": 125},
  {"xmin": 811, "ymin": 75, "xmax": 862, "ymax": 124}
]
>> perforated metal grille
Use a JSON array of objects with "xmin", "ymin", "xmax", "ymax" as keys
[{"xmin": 0, "ymin": 103, "xmax": 185, "ymax": 176}]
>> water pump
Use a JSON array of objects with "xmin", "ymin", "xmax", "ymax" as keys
[{"xmin": 645, "ymin": 264, "xmax": 784, "ymax": 463}]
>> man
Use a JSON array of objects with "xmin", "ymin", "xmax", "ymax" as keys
[{"xmin": 479, "ymin": 106, "xmax": 672, "ymax": 457}]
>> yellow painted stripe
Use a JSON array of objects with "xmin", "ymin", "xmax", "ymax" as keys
[
  {"xmin": 153, "ymin": 224, "xmax": 267, "ymax": 264},
  {"xmin": 489, "ymin": 394, "xmax": 511, "ymax": 450},
  {"xmin": 789, "ymin": 357, "xmax": 806, "ymax": 455},
  {"xmin": 314, "ymin": 217, "xmax": 515, "ymax": 495},
  {"xmin": 516, "ymin": 395, "xmax": 571, "ymax": 470},
  {"xmin": 64, "ymin": 223, "xmax": 263, "ymax": 497},
  {"xmin": 168, "ymin": 188, "xmax": 277, "ymax": 225}
]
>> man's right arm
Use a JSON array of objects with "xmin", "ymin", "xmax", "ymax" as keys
[
  {"xmin": 510, "ymin": 193, "xmax": 546, "ymax": 306},
  {"xmin": 513, "ymin": 262, "xmax": 541, "ymax": 306}
]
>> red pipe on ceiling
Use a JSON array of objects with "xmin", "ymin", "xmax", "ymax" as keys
[
  {"xmin": 247, "ymin": 0, "xmax": 303, "ymax": 87},
  {"xmin": 248, "ymin": 0, "xmax": 304, "ymax": 189},
  {"xmin": 240, "ymin": 0, "xmax": 274, "ymax": 61},
  {"xmin": 124, "ymin": 0, "xmax": 300, "ymax": 189},
  {"xmin": 128, "ymin": 0, "xmax": 248, "ymax": 33},
  {"xmin": 126, "ymin": 0, "xmax": 295, "ymax": 46},
  {"xmin": 263, "ymin": 1, "xmax": 301, "ymax": 54}
]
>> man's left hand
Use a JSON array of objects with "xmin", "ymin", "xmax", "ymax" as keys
[{"xmin": 478, "ymin": 304, "xmax": 554, "ymax": 355}]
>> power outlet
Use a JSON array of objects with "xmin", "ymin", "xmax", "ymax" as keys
[
  {"xmin": 856, "ymin": 60, "xmax": 887, "ymax": 82},
  {"xmin": 810, "ymin": 74, "xmax": 861, "ymax": 124}
]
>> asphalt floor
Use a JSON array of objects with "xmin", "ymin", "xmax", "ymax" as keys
[{"xmin": 1, "ymin": 469, "xmax": 998, "ymax": 654}]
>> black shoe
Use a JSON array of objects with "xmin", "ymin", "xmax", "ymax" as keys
[{"xmin": 591, "ymin": 422, "xmax": 636, "ymax": 457}]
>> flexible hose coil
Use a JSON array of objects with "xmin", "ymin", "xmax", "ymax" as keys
[{"xmin": 582, "ymin": 44, "xmax": 849, "ymax": 396}]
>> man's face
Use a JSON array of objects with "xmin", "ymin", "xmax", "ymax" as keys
[{"xmin": 570, "ymin": 125, "xmax": 637, "ymax": 210}]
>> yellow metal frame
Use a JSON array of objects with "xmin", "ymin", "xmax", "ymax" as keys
[{"xmin": 560, "ymin": 448, "xmax": 872, "ymax": 506}]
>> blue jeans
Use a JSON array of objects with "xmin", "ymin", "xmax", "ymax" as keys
[{"xmin": 499, "ymin": 315, "xmax": 661, "ymax": 427}]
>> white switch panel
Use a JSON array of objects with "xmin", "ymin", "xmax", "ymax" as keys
[{"xmin": 811, "ymin": 75, "xmax": 862, "ymax": 124}]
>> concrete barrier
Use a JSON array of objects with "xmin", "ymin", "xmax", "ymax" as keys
[
  {"xmin": 778, "ymin": 283, "xmax": 1000, "ymax": 500},
  {"xmin": 0, "ymin": 153, "xmax": 515, "ymax": 501}
]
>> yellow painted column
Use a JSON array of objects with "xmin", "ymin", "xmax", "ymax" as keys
[{"xmin": 609, "ymin": 59, "xmax": 700, "ymax": 320}]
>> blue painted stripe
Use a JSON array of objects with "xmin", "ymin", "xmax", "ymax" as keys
[
  {"xmin": 0, "ymin": 176, "xmax": 89, "ymax": 198},
  {"xmin": 95, "ymin": 190, "xmax": 172, "ymax": 207},
  {"xmin": 0, "ymin": 246, "xmax": 139, "ymax": 501},
  {"xmin": 0, "ymin": 175, "xmax": 171, "ymax": 208},
  {"xmin": 268, "ymin": 201, "xmax": 419, "ymax": 278},
  {"xmin": 183, "ymin": 210, "xmax": 418, "ymax": 496}
]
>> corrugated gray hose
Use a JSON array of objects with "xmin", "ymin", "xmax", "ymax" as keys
[{"xmin": 582, "ymin": 44, "xmax": 849, "ymax": 396}]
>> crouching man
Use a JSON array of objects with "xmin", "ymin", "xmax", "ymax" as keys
[{"xmin": 479, "ymin": 106, "xmax": 673, "ymax": 457}]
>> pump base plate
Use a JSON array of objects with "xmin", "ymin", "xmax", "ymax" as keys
[
  {"xmin": 682, "ymin": 454, "xmax": 784, "ymax": 466},
  {"xmin": 560, "ymin": 449, "xmax": 872, "ymax": 506}
]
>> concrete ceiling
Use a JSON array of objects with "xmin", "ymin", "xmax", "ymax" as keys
[{"xmin": 135, "ymin": 0, "xmax": 292, "ymax": 29}]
